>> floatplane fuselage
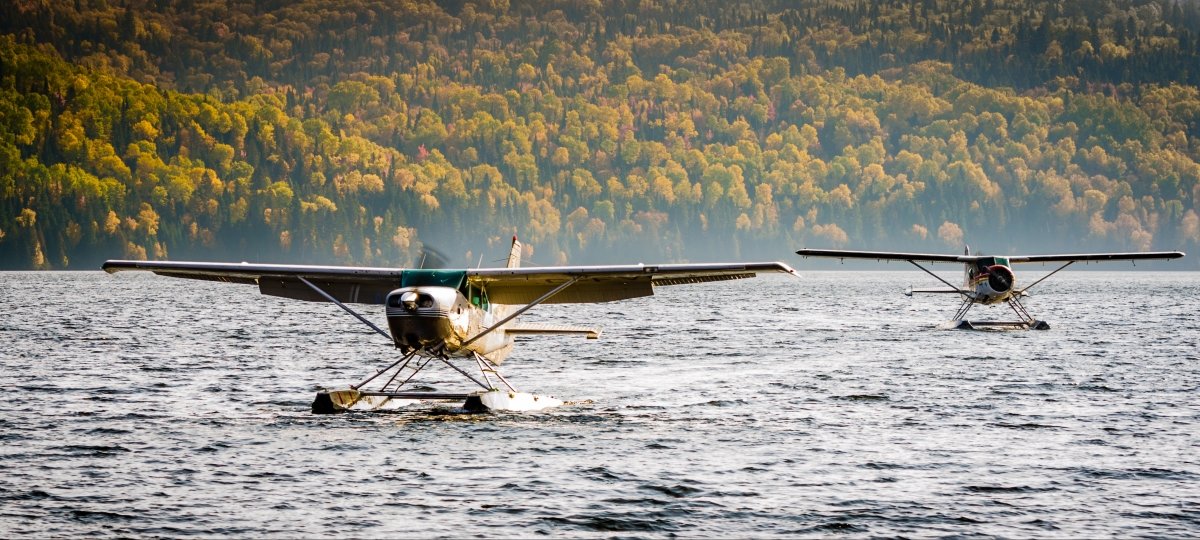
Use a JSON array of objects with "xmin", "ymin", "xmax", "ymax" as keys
[
  {"xmin": 960, "ymin": 255, "xmax": 1019, "ymax": 305},
  {"xmin": 387, "ymin": 283, "xmax": 515, "ymax": 362},
  {"xmin": 104, "ymin": 236, "xmax": 797, "ymax": 412}
]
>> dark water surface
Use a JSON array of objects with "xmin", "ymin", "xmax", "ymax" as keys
[{"xmin": 1, "ymin": 270, "xmax": 1198, "ymax": 537}]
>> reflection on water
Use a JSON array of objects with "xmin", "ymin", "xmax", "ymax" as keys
[{"xmin": 1, "ymin": 270, "xmax": 1198, "ymax": 536}]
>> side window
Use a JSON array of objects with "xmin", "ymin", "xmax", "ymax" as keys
[{"xmin": 467, "ymin": 283, "xmax": 489, "ymax": 310}]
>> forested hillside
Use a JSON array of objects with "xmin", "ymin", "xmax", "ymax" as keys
[{"xmin": 2, "ymin": 0, "xmax": 1198, "ymax": 269}]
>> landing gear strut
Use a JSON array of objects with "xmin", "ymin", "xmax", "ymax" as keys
[
  {"xmin": 311, "ymin": 348, "xmax": 563, "ymax": 413},
  {"xmin": 950, "ymin": 295, "xmax": 1050, "ymax": 330}
]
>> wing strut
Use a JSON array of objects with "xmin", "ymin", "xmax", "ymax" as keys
[
  {"xmin": 298, "ymin": 276, "xmax": 392, "ymax": 341},
  {"xmin": 908, "ymin": 260, "xmax": 968, "ymax": 297},
  {"xmin": 1017, "ymin": 261, "xmax": 1074, "ymax": 295},
  {"xmin": 456, "ymin": 275, "xmax": 583, "ymax": 351}
]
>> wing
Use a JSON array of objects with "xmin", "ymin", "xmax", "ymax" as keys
[
  {"xmin": 102, "ymin": 260, "xmax": 405, "ymax": 304},
  {"xmin": 1008, "ymin": 251, "xmax": 1185, "ymax": 264},
  {"xmin": 469, "ymin": 262, "xmax": 798, "ymax": 304},
  {"xmin": 796, "ymin": 248, "xmax": 1186, "ymax": 265},
  {"xmin": 102, "ymin": 259, "xmax": 798, "ymax": 306},
  {"xmin": 795, "ymin": 248, "xmax": 971, "ymax": 263}
]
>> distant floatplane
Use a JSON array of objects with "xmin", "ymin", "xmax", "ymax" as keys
[
  {"xmin": 795, "ymin": 247, "xmax": 1185, "ymax": 330},
  {"xmin": 104, "ymin": 237, "xmax": 797, "ymax": 413}
]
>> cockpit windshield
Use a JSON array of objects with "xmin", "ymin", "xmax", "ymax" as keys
[
  {"xmin": 975, "ymin": 256, "xmax": 1010, "ymax": 271},
  {"xmin": 400, "ymin": 270, "xmax": 467, "ymax": 289},
  {"xmin": 399, "ymin": 269, "xmax": 489, "ymax": 309}
]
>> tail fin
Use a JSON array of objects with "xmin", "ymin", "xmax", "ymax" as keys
[
  {"xmin": 507, "ymin": 235, "xmax": 522, "ymax": 268},
  {"xmin": 963, "ymin": 244, "xmax": 971, "ymax": 286}
]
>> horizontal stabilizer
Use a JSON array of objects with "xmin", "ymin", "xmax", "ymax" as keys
[
  {"xmin": 904, "ymin": 287, "xmax": 966, "ymax": 296},
  {"xmin": 506, "ymin": 324, "xmax": 601, "ymax": 339}
]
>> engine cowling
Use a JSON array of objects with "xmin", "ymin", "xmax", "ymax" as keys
[
  {"xmin": 984, "ymin": 264, "xmax": 1015, "ymax": 294},
  {"xmin": 385, "ymin": 286, "xmax": 469, "ymax": 351}
]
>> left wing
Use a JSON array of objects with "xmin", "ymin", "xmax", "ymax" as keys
[
  {"xmin": 1007, "ymin": 251, "xmax": 1185, "ymax": 263},
  {"xmin": 102, "ymin": 260, "xmax": 798, "ymax": 305},
  {"xmin": 102, "ymin": 260, "xmax": 407, "ymax": 304}
]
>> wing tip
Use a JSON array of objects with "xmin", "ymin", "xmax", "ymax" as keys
[
  {"xmin": 101, "ymin": 260, "xmax": 127, "ymax": 274},
  {"xmin": 776, "ymin": 261, "xmax": 800, "ymax": 276}
]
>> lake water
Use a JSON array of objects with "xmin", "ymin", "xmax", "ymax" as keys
[{"xmin": 1, "ymin": 270, "xmax": 1198, "ymax": 537}]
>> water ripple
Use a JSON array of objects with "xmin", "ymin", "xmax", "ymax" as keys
[{"xmin": 0, "ymin": 271, "xmax": 1198, "ymax": 536}]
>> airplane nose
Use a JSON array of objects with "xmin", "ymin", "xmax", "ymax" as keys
[
  {"xmin": 986, "ymin": 265, "xmax": 1015, "ymax": 293},
  {"xmin": 385, "ymin": 287, "xmax": 461, "ymax": 351}
]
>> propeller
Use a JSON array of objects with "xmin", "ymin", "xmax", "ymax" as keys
[
  {"xmin": 417, "ymin": 245, "xmax": 449, "ymax": 269},
  {"xmin": 986, "ymin": 264, "xmax": 1015, "ymax": 292}
]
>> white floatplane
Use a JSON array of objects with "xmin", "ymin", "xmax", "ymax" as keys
[
  {"xmin": 104, "ymin": 237, "xmax": 797, "ymax": 412},
  {"xmin": 795, "ymin": 246, "xmax": 1184, "ymax": 330}
]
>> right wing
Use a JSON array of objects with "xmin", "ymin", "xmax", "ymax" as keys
[
  {"xmin": 469, "ymin": 262, "xmax": 798, "ymax": 305},
  {"xmin": 795, "ymin": 249, "xmax": 970, "ymax": 263}
]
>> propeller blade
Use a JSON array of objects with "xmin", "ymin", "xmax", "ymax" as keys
[{"xmin": 417, "ymin": 245, "xmax": 449, "ymax": 269}]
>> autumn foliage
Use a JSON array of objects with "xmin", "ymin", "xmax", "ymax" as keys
[{"xmin": 0, "ymin": 0, "xmax": 1197, "ymax": 269}]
